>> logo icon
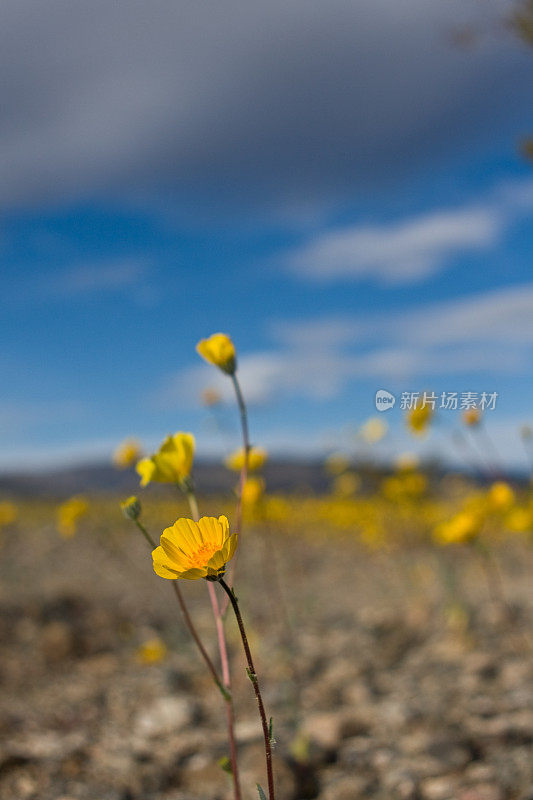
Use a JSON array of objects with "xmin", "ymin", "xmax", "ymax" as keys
[{"xmin": 375, "ymin": 389, "xmax": 396, "ymax": 411}]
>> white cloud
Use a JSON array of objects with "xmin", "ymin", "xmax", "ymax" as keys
[
  {"xmin": 288, "ymin": 206, "xmax": 502, "ymax": 283},
  {"xmin": 269, "ymin": 316, "xmax": 365, "ymax": 349},
  {"xmin": 404, "ymin": 283, "xmax": 533, "ymax": 345},
  {"xmin": 158, "ymin": 350, "xmax": 359, "ymax": 408},
  {"xmin": 3, "ymin": 258, "xmax": 152, "ymax": 307},
  {"xmin": 157, "ymin": 282, "xmax": 533, "ymax": 410},
  {"xmin": 286, "ymin": 177, "xmax": 533, "ymax": 285},
  {"xmin": 0, "ymin": 400, "xmax": 90, "ymax": 434},
  {"xmin": 44, "ymin": 260, "xmax": 149, "ymax": 299}
]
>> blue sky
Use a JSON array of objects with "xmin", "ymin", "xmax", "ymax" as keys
[{"xmin": 2, "ymin": 0, "xmax": 533, "ymax": 472}]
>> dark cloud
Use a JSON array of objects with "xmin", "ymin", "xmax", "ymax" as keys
[{"xmin": 1, "ymin": 0, "xmax": 531, "ymax": 213}]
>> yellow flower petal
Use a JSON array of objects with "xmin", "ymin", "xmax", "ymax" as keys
[
  {"xmin": 225, "ymin": 447, "xmax": 267, "ymax": 472},
  {"xmin": 196, "ymin": 333, "xmax": 236, "ymax": 374},
  {"xmin": 179, "ymin": 567, "xmax": 209, "ymax": 580},
  {"xmin": 151, "ymin": 516, "xmax": 237, "ymax": 581},
  {"xmin": 136, "ymin": 458, "xmax": 156, "ymax": 486},
  {"xmin": 136, "ymin": 433, "xmax": 195, "ymax": 486}
]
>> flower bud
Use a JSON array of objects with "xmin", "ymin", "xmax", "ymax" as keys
[{"xmin": 121, "ymin": 495, "xmax": 141, "ymax": 521}]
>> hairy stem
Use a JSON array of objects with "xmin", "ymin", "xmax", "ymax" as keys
[
  {"xmin": 134, "ymin": 519, "xmax": 224, "ymax": 695},
  {"xmin": 184, "ymin": 490, "xmax": 242, "ymax": 800},
  {"xmin": 134, "ymin": 519, "xmax": 156, "ymax": 548},
  {"xmin": 221, "ymin": 373, "xmax": 250, "ymax": 613},
  {"xmin": 219, "ymin": 578, "xmax": 275, "ymax": 800},
  {"xmin": 231, "ymin": 372, "xmax": 250, "ymax": 536}
]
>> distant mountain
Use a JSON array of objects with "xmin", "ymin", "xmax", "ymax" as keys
[
  {"xmin": 1, "ymin": 458, "xmax": 521, "ymax": 500},
  {"xmin": 0, "ymin": 459, "xmax": 333, "ymax": 499}
]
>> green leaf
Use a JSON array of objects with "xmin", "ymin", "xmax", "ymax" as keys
[
  {"xmin": 218, "ymin": 756, "xmax": 232, "ymax": 775},
  {"xmin": 216, "ymin": 680, "xmax": 232, "ymax": 702},
  {"xmin": 256, "ymin": 783, "xmax": 267, "ymax": 800},
  {"xmin": 269, "ymin": 716, "xmax": 276, "ymax": 745}
]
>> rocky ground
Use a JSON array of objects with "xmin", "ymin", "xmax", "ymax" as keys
[{"xmin": 0, "ymin": 515, "xmax": 532, "ymax": 800}]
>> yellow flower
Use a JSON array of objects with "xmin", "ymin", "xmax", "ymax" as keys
[
  {"xmin": 57, "ymin": 496, "xmax": 89, "ymax": 538},
  {"xmin": 395, "ymin": 453, "xmax": 419, "ymax": 472},
  {"xmin": 324, "ymin": 453, "xmax": 351, "ymax": 475},
  {"xmin": 136, "ymin": 637, "xmax": 167, "ymax": 664},
  {"xmin": 152, "ymin": 515, "xmax": 237, "ymax": 580},
  {"xmin": 506, "ymin": 507, "xmax": 532, "ymax": 533},
  {"xmin": 487, "ymin": 481, "xmax": 515, "ymax": 511},
  {"xmin": 462, "ymin": 408, "xmax": 481, "ymax": 428},
  {"xmin": 402, "ymin": 471, "xmax": 428, "ymax": 498},
  {"xmin": 0, "ymin": 502, "xmax": 17, "ymax": 528},
  {"xmin": 520, "ymin": 424, "xmax": 532, "ymax": 441},
  {"xmin": 136, "ymin": 432, "xmax": 195, "ymax": 487},
  {"xmin": 201, "ymin": 387, "xmax": 222, "ymax": 407},
  {"xmin": 264, "ymin": 496, "xmax": 291, "ymax": 523},
  {"xmin": 113, "ymin": 438, "xmax": 142, "ymax": 469},
  {"xmin": 242, "ymin": 476, "xmax": 265, "ymax": 506},
  {"xmin": 225, "ymin": 446, "xmax": 267, "ymax": 472},
  {"xmin": 406, "ymin": 403, "xmax": 433, "ymax": 436},
  {"xmin": 359, "ymin": 417, "xmax": 387, "ymax": 444},
  {"xmin": 196, "ymin": 333, "xmax": 236, "ymax": 374},
  {"xmin": 333, "ymin": 472, "xmax": 360, "ymax": 497},
  {"xmin": 433, "ymin": 511, "xmax": 482, "ymax": 545}
]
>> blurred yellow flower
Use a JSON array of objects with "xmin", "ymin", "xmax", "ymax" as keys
[
  {"xmin": 487, "ymin": 481, "xmax": 515, "ymax": 511},
  {"xmin": 137, "ymin": 432, "xmax": 195, "ymax": 487},
  {"xmin": 324, "ymin": 453, "xmax": 351, "ymax": 475},
  {"xmin": 196, "ymin": 333, "xmax": 236, "ymax": 374},
  {"xmin": 201, "ymin": 387, "xmax": 222, "ymax": 407},
  {"xmin": 402, "ymin": 471, "xmax": 428, "ymax": 498},
  {"xmin": 57, "ymin": 496, "xmax": 89, "ymax": 538},
  {"xmin": 226, "ymin": 446, "xmax": 267, "ymax": 472},
  {"xmin": 445, "ymin": 602, "xmax": 470, "ymax": 635},
  {"xmin": 520, "ymin": 424, "xmax": 533, "ymax": 441},
  {"xmin": 395, "ymin": 453, "xmax": 419, "ymax": 472},
  {"xmin": 113, "ymin": 438, "xmax": 142, "ymax": 469},
  {"xmin": 152, "ymin": 515, "xmax": 237, "ymax": 580},
  {"xmin": 434, "ymin": 511, "xmax": 482, "ymax": 545},
  {"xmin": 136, "ymin": 637, "xmax": 167, "ymax": 664},
  {"xmin": 0, "ymin": 501, "xmax": 18, "ymax": 528},
  {"xmin": 505, "ymin": 507, "xmax": 532, "ymax": 533},
  {"xmin": 242, "ymin": 476, "xmax": 265, "ymax": 506},
  {"xmin": 333, "ymin": 471, "xmax": 360, "ymax": 497},
  {"xmin": 359, "ymin": 417, "xmax": 387, "ymax": 444},
  {"xmin": 264, "ymin": 496, "xmax": 291, "ymax": 523},
  {"xmin": 462, "ymin": 408, "xmax": 481, "ymax": 428},
  {"xmin": 406, "ymin": 403, "xmax": 433, "ymax": 436}
]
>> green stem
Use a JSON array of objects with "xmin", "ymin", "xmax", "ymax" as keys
[
  {"xmin": 222, "ymin": 372, "xmax": 251, "ymax": 610},
  {"xmin": 186, "ymin": 490, "xmax": 200, "ymax": 523},
  {"xmin": 134, "ymin": 519, "xmax": 156, "ymax": 548},
  {"xmin": 231, "ymin": 372, "xmax": 250, "ymax": 463}
]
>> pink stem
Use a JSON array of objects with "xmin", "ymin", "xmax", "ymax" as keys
[{"xmin": 185, "ymin": 489, "xmax": 242, "ymax": 800}]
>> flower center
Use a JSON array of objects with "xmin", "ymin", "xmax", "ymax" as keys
[{"xmin": 187, "ymin": 542, "xmax": 219, "ymax": 568}]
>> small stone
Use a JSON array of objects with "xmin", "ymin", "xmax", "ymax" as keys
[
  {"xmin": 420, "ymin": 775, "xmax": 459, "ymax": 800},
  {"xmin": 301, "ymin": 711, "xmax": 344, "ymax": 750},
  {"xmin": 464, "ymin": 763, "xmax": 497, "ymax": 783},
  {"xmin": 40, "ymin": 621, "xmax": 75, "ymax": 662},
  {"xmin": 135, "ymin": 696, "xmax": 194, "ymax": 738},
  {"xmin": 457, "ymin": 785, "xmax": 504, "ymax": 800},
  {"xmin": 319, "ymin": 767, "xmax": 374, "ymax": 800},
  {"xmin": 234, "ymin": 717, "xmax": 263, "ymax": 744},
  {"xmin": 338, "ymin": 736, "xmax": 374, "ymax": 768}
]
